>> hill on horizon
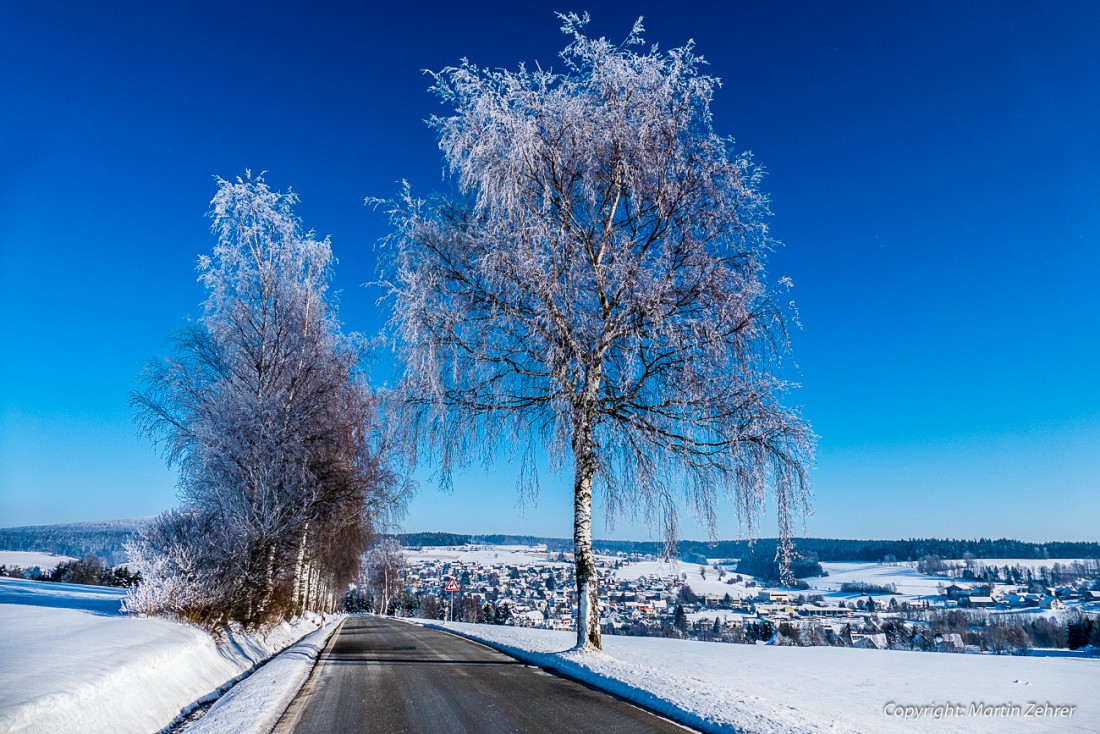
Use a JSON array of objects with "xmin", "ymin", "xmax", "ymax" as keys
[{"xmin": 2, "ymin": 520, "xmax": 1097, "ymax": 568}]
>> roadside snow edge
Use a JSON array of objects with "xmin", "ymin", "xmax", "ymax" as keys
[
  {"xmin": 411, "ymin": 620, "xmax": 758, "ymax": 734},
  {"xmin": 185, "ymin": 617, "xmax": 344, "ymax": 734}
]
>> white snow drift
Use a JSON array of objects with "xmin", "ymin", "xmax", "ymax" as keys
[{"xmin": 0, "ymin": 577, "xmax": 328, "ymax": 734}]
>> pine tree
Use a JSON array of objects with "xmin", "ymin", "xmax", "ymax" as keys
[{"xmin": 674, "ymin": 604, "xmax": 688, "ymax": 634}]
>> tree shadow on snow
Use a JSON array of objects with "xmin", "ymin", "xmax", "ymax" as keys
[{"xmin": 0, "ymin": 577, "xmax": 125, "ymax": 616}]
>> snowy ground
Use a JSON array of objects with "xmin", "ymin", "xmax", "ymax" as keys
[
  {"xmin": 0, "ymin": 550, "xmax": 74, "ymax": 569},
  {"xmin": 415, "ymin": 619, "xmax": 1099, "ymax": 733},
  {"xmin": 405, "ymin": 544, "xmax": 573, "ymax": 568},
  {"xmin": 801, "ymin": 561, "xmax": 950, "ymax": 603},
  {"xmin": 613, "ymin": 559, "xmax": 755, "ymax": 598},
  {"xmin": 798, "ymin": 559, "xmax": 1095, "ymax": 605},
  {"xmin": 0, "ymin": 577, "xmax": 328, "ymax": 734}
]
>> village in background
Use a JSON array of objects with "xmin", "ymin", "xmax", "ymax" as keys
[{"xmin": 3, "ymin": 521, "xmax": 1099, "ymax": 656}]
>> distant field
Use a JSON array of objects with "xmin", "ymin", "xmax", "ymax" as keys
[
  {"xmin": 405, "ymin": 545, "xmax": 572, "ymax": 568},
  {"xmin": 0, "ymin": 518, "xmax": 150, "ymax": 565},
  {"xmin": 613, "ymin": 559, "xmax": 753, "ymax": 598},
  {"xmin": 805, "ymin": 562, "xmax": 950, "ymax": 601},
  {"xmin": 0, "ymin": 550, "xmax": 75, "ymax": 568},
  {"xmin": 799, "ymin": 559, "xmax": 1095, "ymax": 603}
]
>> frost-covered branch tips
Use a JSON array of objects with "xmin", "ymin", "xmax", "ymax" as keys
[
  {"xmin": 131, "ymin": 173, "xmax": 407, "ymax": 629},
  {"xmin": 377, "ymin": 15, "xmax": 815, "ymax": 649}
]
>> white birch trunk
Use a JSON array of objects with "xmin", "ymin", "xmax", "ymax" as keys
[
  {"xmin": 572, "ymin": 415, "xmax": 601, "ymax": 651},
  {"xmin": 292, "ymin": 523, "xmax": 309, "ymax": 614}
]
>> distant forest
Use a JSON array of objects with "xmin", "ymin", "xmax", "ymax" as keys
[
  {"xmin": 2, "ymin": 523, "xmax": 1097, "ymax": 570},
  {"xmin": 401, "ymin": 533, "xmax": 1100, "ymax": 565},
  {"xmin": 0, "ymin": 519, "xmax": 151, "ymax": 566}
]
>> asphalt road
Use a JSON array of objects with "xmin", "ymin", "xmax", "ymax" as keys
[{"xmin": 274, "ymin": 615, "xmax": 691, "ymax": 734}]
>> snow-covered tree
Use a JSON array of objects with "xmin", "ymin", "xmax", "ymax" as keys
[
  {"xmin": 124, "ymin": 509, "xmax": 230, "ymax": 622},
  {"xmin": 378, "ymin": 15, "xmax": 814, "ymax": 650},
  {"xmin": 359, "ymin": 537, "xmax": 406, "ymax": 615},
  {"xmin": 131, "ymin": 173, "xmax": 404, "ymax": 628}
]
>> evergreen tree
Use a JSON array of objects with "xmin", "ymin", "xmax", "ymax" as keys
[{"xmin": 674, "ymin": 604, "xmax": 688, "ymax": 633}]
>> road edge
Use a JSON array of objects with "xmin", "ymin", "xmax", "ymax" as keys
[
  {"xmin": 181, "ymin": 615, "xmax": 345, "ymax": 734},
  {"xmin": 405, "ymin": 619, "xmax": 727, "ymax": 734},
  {"xmin": 266, "ymin": 615, "xmax": 348, "ymax": 734}
]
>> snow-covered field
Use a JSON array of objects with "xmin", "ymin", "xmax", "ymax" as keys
[
  {"xmin": 405, "ymin": 544, "xmax": 572, "ymax": 567},
  {"xmin": 804, "ymin": 561, "xmax": 950, "ymax": 602},
  {"xmin": 613, "ymin": 559, "xmax": 754, "ymax": 598},
  {"xmin": 800, "ymin": 559, "xmax": 1094, "ymax": 604},
  {"xmin": 420, "ymin": 619, "xmax": 1099, "ymax": 733},
  {"xmin": 0, "ymin": 551, "xmax": 74, "ymax": 569},
  {"xmin": 0, "ymin": 577, "xmax": 329, "ymax": 733}
]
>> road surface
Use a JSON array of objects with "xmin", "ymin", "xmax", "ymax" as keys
[{"xmin": 274, "ymin": 615, "xmax": 691, "ymax": 733}]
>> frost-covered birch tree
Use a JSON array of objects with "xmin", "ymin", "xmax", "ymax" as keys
[
  {"xmin": 131, "ymin": 173, "xmax": 404, "ymax": 628},
  {"xmin": 360, "ymin": 537, "xmax": 406, "ymax": 615},
  {"xmin": 378, "ymin": 15, "xmax": 814, "ymax": 650}
]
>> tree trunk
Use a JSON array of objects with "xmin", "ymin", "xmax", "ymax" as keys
[
  {"xmin": 255, "ymin": 542, "xmax": 277, "ymax": 623},
  {"xmin": 383, "ymin": 565, "xmax": 392, "ymax": 616},
  {"xmin": 304, "ymin": 561, "xmax": 315, "ymax": 610},
  {"xmin": 572, "ymin": 417, "xmax": 601, "ymax": 651},
  {"xmin": 292, "ymin": 523, "xmax": 309, "ymax": 615}
]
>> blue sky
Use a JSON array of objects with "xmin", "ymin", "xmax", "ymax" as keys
[{"xmin": 1, "ymin": 1, "xmax": 1097, "ymax": 541}]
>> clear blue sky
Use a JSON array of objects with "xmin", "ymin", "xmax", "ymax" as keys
[{"xmin": 2, "ymin": 1, "xmax": 1097, "ymax": 541}]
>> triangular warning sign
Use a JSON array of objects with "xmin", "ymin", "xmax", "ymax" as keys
[{"xmin": 444, "ymin": 578, "xmax": 460, "ymax": 592}]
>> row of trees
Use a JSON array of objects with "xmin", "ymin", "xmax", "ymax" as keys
[
  {"xmin": 0, "ymin": 554, "xmax": 140, "ymax": 587},
  {"xmin": 128, "ymin": 176, "xmax": 406, "ymax": 629},
  {"xmin": 916, "ymin": 555, "xmax": 1100, "ymax": 588},
  {"xmin": 712, "ymin": 610, "xmax": 1100, "ymax": 655},
  {"xmin": 613, "ymin": 614, "xmax": 775, "ymax": 644}
]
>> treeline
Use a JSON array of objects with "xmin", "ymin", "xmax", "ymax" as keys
[
  {"xmin": 918, "ymin": 556, "xmax": 1100, "ymax": 587},
  {"xmin": 661, "ymin": 537, "xmax": 1099, "ymax": 563},
  {"xmin": 345, "ymin": 588, "xmax": 516, "ymax": 627},
  {"xmin": 735, "ymin": 545, "xmax": 826, "ymax": 584},
  {"xmin": 124, "ymin": 177, "xmax": 404, "ymax": 631},
  {"xmin": 1, "ymin": 554, "xmax": 140, "ymax": 587},
  {"xmin": 679, "ymin": 537, "xmax": 1100, "ymax": 563},
  {"xmin": 0, "ymin": 519, "xmax": 149, "ymax": 566},
  {"xmin": 651, "ymin": 604, "xmax": 1100, "ymax": 655},
  {"xmin": 785, "ymin": 537, "xmax": 1100, "ymax": 562},
  {"xmin": 614, "ymin": 616, "xmax": 776, "ymax": 645},
  {"xmin": 393, "ymin": 533, "xmax": 574, "ymax": 551},
  {"xmin": 473, "ymin": 534, "xmax": 573, "ymax": 551},
  {"xmin": 7, "ymin": 525, "xmax": 1097, "ymax": 571},
  {"xmin": 396, "ymin": 532, "xmax": 475, "ymax": 547},
  {"xmin": 390, "ymin": 534, "xmax": 1100, "ymax": 562},
  {"xmin": 872, "ymin": 609, "xmax": 1100, "ymax": 654}
]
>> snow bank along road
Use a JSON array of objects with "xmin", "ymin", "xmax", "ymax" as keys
[
  {"xmin": 432, "ymin": 621, "xmax": 1099, "ymax": 734},
  {"xmin": 0, "ymin": 577, "xmax": 328, "ymax": 734},
  {"xmin": 272, "ymin": 615, "xmax": 690, "ymax": 733}
]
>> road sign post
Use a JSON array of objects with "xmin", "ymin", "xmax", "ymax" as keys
[{"xmin": 444, "ymin": 577, "xmax": 459, "ymax": 622}]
